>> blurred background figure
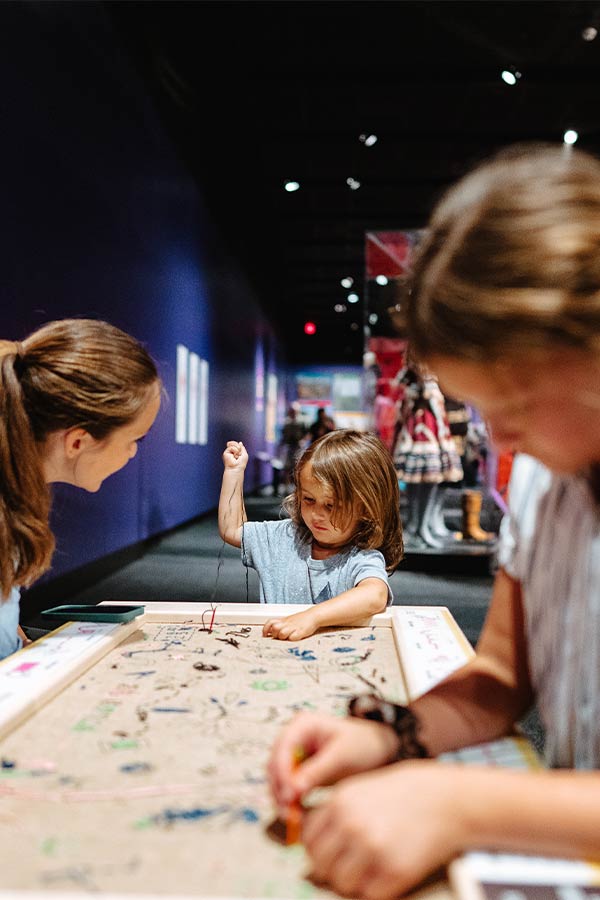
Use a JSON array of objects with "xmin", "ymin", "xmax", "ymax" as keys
[
  {"xmin": 274, "ymin": 404, "xmax": 307, "ymax": 494},
  {"xmin": 307, "ymin": 407, "xmax": 335, "ymax": 444}
]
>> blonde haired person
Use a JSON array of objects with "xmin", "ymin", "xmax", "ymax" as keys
[
  {"xmin": 0, "ymin": 318, "xmax": 160, "ymax": 659},
  {"xmin": 268, "ymin": 143, "xmax": 600, "ymax": 898},
  {"xmin": 219, "ymin": 429, "xmax": 403, "ymax": 640}
]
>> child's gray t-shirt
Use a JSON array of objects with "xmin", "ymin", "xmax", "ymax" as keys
[{"xmin": 241, "ymin": 519, "xmax": 392, "ymax": 605}]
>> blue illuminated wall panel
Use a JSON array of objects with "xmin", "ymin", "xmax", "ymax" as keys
[{"xmin": 0, "ymin": 2, "xmax": 284, "ymax": 581}]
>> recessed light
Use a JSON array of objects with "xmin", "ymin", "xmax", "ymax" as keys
[
  {"xmin": 563, "ymin": 129, "xmax": 579, "ymax": 145},
  {"xmin": 340, "ymin": 276, "xmax": 353, "ymax": 288},
  {"xmin": 347, "ymin": 293, "xmax": 359, "ymax": 303},
  {"xmin": 359, "ymin": 134, "xmax": 378, "ymax": 147},
  {"xmin": 346, "ymin": 177, "xmax": 361, "ymax": 190},
  {"xmin": 284, "ymin": 180, "xmax": 300, "ymax": 192},
  {"xmin": 375, "ymin": 275, "xmax": 388, "ymax": 286},
  {"xmin": 501, "ymin": 68, "xmax": 521, "ymax": 86}
]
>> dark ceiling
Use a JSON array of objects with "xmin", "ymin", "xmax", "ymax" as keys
[{"xmin": 106, "ymin": 0, "xmax": 600, "ymax": 365}]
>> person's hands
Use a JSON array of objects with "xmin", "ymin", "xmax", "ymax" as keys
[
  {"xmin": 262, "ymin": 610, "xmax": 320, "ymax": 641},
  {"xmin": 302, "ymin": 761, "xmax": 465, "ymax": 900},
  {"xmin": 268, "ymin": 711, "xmax": 400, "ymax": 812},
  {"xmin": 222, "ymin": 441, "xmax": 248, "ymax": 471}
]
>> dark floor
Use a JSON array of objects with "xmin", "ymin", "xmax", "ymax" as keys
[{"xmin": 22, "ymin": 491, "xmax": 544, "ymax": 753}]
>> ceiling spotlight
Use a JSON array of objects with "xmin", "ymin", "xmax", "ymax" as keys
[
  {"xmin": 304, "ymin": 321, "xmax": 316, "ymax": 335},
  {"xmin": 582, "ymin": 26, "xmax": 598, "ymax": 41},
  {"xmin": 368, "ymin": 313, "xmax": 379, "ymax": 325},
  {"xmin": 334, "ymin": 304, "xmax": 347, "ymax": 313},
  {"xmin": 501, "ymin": 68, "xmax": 521, "ymax": 86},
  {"xmin": 359, "ymin": 133, "xmax": 378, "ymax": 147},
  {"xmin": 340, "ymin": 276, "xmax": 353, "ymax": 288},
  {"xmin": 375, "ymin": 275, "xmax": 388, "ymax": 286},
  {"xmin": 347, "ymin": 292, "xmax": 359, "ymax": 303},
  {"xmin": 563, "ymin": 129, "xmax": 579, "ymax": 145},
  {"xmin": 346, "ymin": 177, "xmax": 361, "ymax": 190},
  {"xmin": 284, "ymin": 180, "xmax": 300, "ymax": 192}
]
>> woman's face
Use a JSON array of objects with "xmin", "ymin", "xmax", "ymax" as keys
[
  {"xmin": 428, "ymin": 349, "xmax": 600, "ymax": 474},
  {"xmin": 71, "ymin": 384, "xmax": 161, "ymax": 492}
]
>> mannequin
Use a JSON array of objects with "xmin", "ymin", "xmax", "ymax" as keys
[{"xmin": 393, "ymin": 369, "xmax": 463, "ymax": 548}]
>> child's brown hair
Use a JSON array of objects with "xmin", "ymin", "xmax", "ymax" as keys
[
  {"xmin": 408, "ymin": 143, "xmax": 600, "ymax": 362},
  {"xmin": 283, "ymin": 429, "xmax": 404, "ymax": 572}
]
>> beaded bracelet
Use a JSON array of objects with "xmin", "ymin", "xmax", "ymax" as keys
[{"xmin": 348, "ymin": 693, "xmax": 428, "ymax": 761}]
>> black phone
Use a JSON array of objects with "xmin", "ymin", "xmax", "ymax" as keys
[{"xmin": 41, "ymin": 604, "xmax": 145, "ymax": 623}]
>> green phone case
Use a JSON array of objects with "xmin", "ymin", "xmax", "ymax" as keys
[{"xmin": 41, "ymin": 604, "xmax": 145, "ymax": 623}]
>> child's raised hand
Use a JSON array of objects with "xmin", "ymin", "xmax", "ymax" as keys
[
  {"xmin": 263, "ymin": 610, "xmax": 319, "ymax": 641},
  {"xmin": 222, "ymin": 441, "xmax": 248, "ymax": 471}
]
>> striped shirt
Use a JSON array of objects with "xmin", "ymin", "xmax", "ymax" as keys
[{"xmin": 497, "ymin": 454, "xmax": 600, "ymax": 769}]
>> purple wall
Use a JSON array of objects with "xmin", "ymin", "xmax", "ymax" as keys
[{"xmin": 1, "ymin": 2, "xmax": 285, "ymax": 579}]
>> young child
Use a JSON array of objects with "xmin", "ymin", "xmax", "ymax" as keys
[
  {"xmin": 268, "ymin": 143, "xmax": 600, "ymax": 898},
  {"xmin": 218, "ymin": 429, "xmax": 404, "ymax": 640},
  {"xmin": 0, "ymin": 318, "xmax": 160, "ymax": 659}
]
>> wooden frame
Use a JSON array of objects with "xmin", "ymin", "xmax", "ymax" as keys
[{"xmin": 0, "ymin": 602, "xmax": 473, "ymax": 900}]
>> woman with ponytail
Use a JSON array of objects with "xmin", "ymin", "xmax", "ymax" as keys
[{"xmin": 0, "ymin": 318, "xmax": 160, "ymax": 658}]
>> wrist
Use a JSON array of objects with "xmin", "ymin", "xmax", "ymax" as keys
[{"xmin": 348, "ymin": 694, "xmax": 429, "ymax": 761}]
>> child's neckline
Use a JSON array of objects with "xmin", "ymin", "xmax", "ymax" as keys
[{"xmin": 310, "ymin": 537, "xmax": 352, "ymax": 561}]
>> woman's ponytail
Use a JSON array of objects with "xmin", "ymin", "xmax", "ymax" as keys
[{"xmin": 0, "ymin": 346, "xmax": 53, "ymax": 597}]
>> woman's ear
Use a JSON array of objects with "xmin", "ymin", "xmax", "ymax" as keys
[{"xmin": 63, "ymin": 427, "xmax": 94, "ymax": 459}]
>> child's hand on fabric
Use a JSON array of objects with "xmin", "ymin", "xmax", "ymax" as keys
[
  {"xmin": 222, "ymin": 441, "xmax": 248, "ymax": 471},
  {"xmin": 263, "ymin": 610, "xmax": 319, "ymax": 641}
]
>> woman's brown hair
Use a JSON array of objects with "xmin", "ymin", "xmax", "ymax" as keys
[
  {"xmin": 283, "ymin": 429, "xmax": 404, "ymax": 572},
  {"xmin": 0, "ymin": 318, "xmax": 159, "ymax": 597},
  {"xmin": 408, "ymin": 143, "xmax": 600, "ymax": 362}
]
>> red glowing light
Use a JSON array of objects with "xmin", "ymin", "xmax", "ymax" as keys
[{"xmin": 304, "ymin": 321, "xmax": 317, "ymax": 335}]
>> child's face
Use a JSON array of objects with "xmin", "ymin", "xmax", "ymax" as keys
[
  {"xmin": 429, "ymin": 350, "xmax": 600, "ymax": 474},
  {"xmin": 298, "ymin": 463, "xmax": 359, "ymax": 548}
]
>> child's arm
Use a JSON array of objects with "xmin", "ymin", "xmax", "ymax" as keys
[
  {"xmin": 267, "ymin": 568, "xmax": 593, "ymax": 898},
  {"xmin": 218, "ymin": 441, "xmax": 249, "ymax": 548},
  {"xmin": 270, "ymin": 567, "xmax": 533, "ymax": 791},
  {"xmin": 413, "ymin": 565, "xmax": 533, "ymax": 754},
  {"xmin": 263, "ymin": 576, "xmax": 388, "ymax": 641},
  {"xmin": 17, "ymin": 624, "xmax": 31, "ymax": 647}
]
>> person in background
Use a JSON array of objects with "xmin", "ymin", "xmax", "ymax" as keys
[
  {"xmin": 218, "ymin": 429, "xmax": 403, "ymax": 640},
  {"xmin": 274, "ymin": 404, "xmax": 307, "ymax": 494},
  {"xmin": 269, "ymin": 143, "xmax": 600, "ymax": 898},
  {"xmin": 0, "ymin": 318, "xmax": 160, "ymax": 659},
  {"xmin": 307, "ymin": 406, "xmax": 335, "ymax": 443}
]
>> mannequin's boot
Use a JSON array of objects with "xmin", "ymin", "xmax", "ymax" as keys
[
  {"xmin": 415, "ymin": 484, "xmax": 445, "ymax": 549},
  {"xmin": 461, "ymin": 490, "xmax": 495, "ymax": 541},
  {"xmin": 402, "ymin": 483, "xmax": 420, "ymax": 536},
  {"xmin": 429, "ymin": 485, "xmax": 457, "ymax": 539}
]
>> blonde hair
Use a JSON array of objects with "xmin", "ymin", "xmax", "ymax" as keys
[
  {"xmin": 0, "ymin": 318, "xmax": 159, "ymax": 597},
  {"xmin": 283, "ymin": 429, "xmax": 404, "ymax": 572},
  {"xmin": 408, "ymin": 143, "xmax": 600, "ymax": 362}
]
